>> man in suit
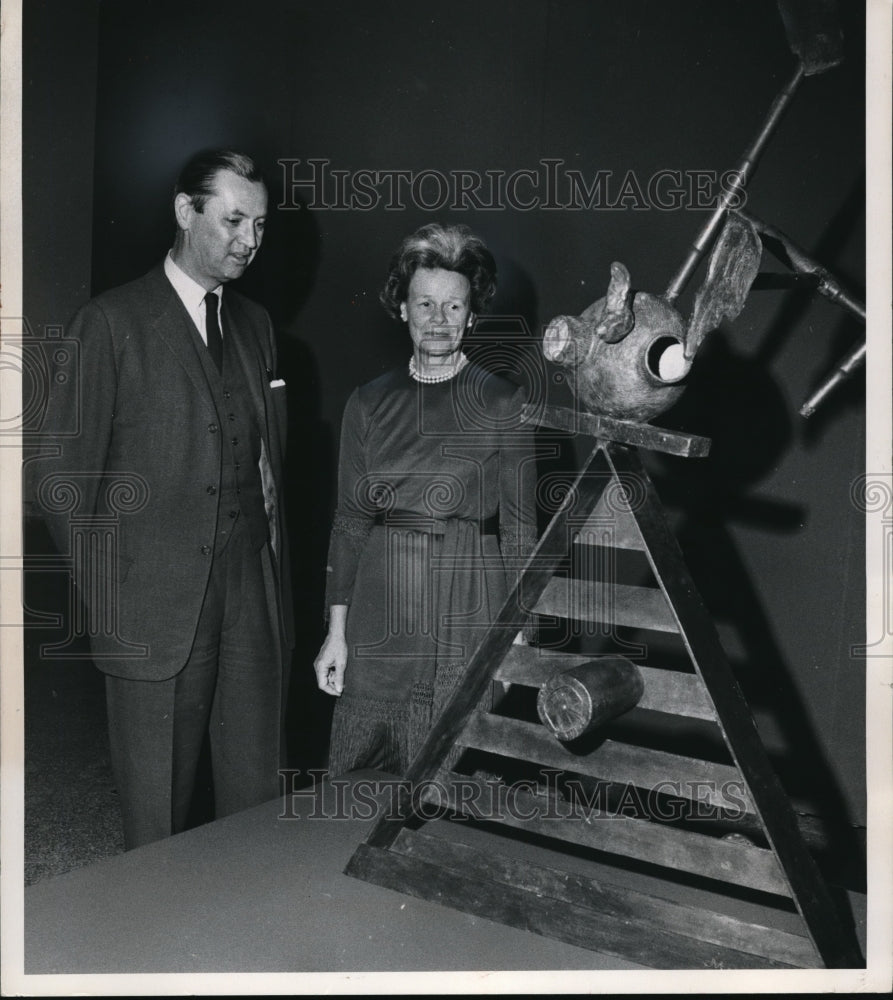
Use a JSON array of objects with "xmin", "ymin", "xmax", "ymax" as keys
[{"xmin": 33, "ymin": 149, "xmax": 294, "ymax": 849}]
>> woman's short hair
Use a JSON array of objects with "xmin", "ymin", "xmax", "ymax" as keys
[
  {"xmin": 174, "ymin": 149, "xmax": 265, "ymax": 213},
  {"xmin": 380, "ymin": 223, "xmax": 497, "ymax": 318}
]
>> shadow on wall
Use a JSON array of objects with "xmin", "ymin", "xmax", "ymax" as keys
[
  {"xmin": 279, "ymin": 333, "xmax": 337, "ymax": 775},
  {"xmin": 241, "ymin": 179, "xmax": 338, "ymax": 775},
  {"xmin": 653, "ymin": 331, "xmax": 865, "ymax": 890},
  {"xmin": 235, "ymin": 152, "xmax": 322, "ymax": 331}
]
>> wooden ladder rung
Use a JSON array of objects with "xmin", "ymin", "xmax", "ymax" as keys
[
  {"xmin": 422, "ymin": 771, "xmax": 785, "ymax": 896},
  {"xmin": 532, "ymin": 577, "xmax": 679, "ymax": 633},
  {"xmin": 346, "ymin": 828, "xmax": 812, "ymax": 968},
  {"xmin": 457, "ymin": 712, "xmax": 755, "ymax": 815},
  {"xmin": 574, "ymin": 494, "xmax": 646, "ymax": 551},
  {"xmin": 496, "ymin": 646, "xmax": 718, "ymax": 721}
]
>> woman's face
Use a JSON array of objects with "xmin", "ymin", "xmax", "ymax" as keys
[{"xmin": 400, "ymin": 267, "xmax": 473, "ymax": 360}]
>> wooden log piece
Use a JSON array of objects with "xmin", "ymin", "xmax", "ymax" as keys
[{"xmin": 537, "ymin": 656, "xmax": 644, "ymax": 741}]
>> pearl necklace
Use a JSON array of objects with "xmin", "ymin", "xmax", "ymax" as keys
[{"xmin": 409, "ymin": 352, "xmax": 469, "ymax": 384}]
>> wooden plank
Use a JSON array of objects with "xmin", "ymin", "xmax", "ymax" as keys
[
  {"xmin": 422, "ymin": 772, "xmax": 787, "ymax": 896},
  {"xmin": 522, "ymin": 403, "xmax": 712, "ymax": 458},
  {"xmin": 345, "ymin": 841, "xmax": 806, "ymax": 969},
  {"xmin": 495, "ymin": 644, "xmax": 592, "ymax": 683},
  {"xmin": 457, "ymin": 712, "xmax": 756, "ymax": 815},
  {"xmin": 393, "ymin": 828, "xmax": 814, "ymax": 965},
  {"xmin": 496, "ymin": 646, "xmax": 718, "ymax": 722},
  {"xmin": 603, "ymin": 443, "xmax": 864, "ymax": 968},
  {"xmin": 574, "ymin": 491, "xmax": 646, "ymax": 551},
  {"xmin": 534, "ymin": 577, "xmax": 679, "ymax": 633},
  {"xmin": 629, "ymin": 667, "xmax": 717, "ymax": 721}
]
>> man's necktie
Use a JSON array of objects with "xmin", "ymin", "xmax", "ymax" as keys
[{"xmin": 204, "ymin": 291, "xmax": 223, "ymax": 372}]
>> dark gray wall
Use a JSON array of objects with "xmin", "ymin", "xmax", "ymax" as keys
[
  {"xmin": 23, "ymin": 0, "xmax": 100, "ymax": 330},
  {"xmin": 25, "ymin": 0, "xmax": 867, "ymax": 829}
]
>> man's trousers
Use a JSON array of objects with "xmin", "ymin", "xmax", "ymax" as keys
[{"xmin": 104, "ymin": 525, "xmax": 281, "ymax": 850}]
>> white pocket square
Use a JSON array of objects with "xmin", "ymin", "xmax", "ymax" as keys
[{"xmin": 270, "ymin": 379, "xmax": 286, "ymax": 388}]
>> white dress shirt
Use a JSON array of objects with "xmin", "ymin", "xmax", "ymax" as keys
[{"xmin": 164, "ymin": 251, "xmax": 222, "ymax": 346}]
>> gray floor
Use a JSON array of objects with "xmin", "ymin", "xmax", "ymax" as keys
[
  {"xmin": 24, "ymin": 787, "xmax": 650, "ymax": 976},
  {"xmin": 22, "ymin": 772, "xmax": 870, "ymax": 976},
  {"xmin": 24, "ymin": 656, "xmax": 125, "ymax": 885}
]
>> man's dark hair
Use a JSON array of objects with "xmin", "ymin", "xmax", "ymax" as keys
[{"xmin": 174, "ymin": 149, "xmax": 265, "ymax": 213}]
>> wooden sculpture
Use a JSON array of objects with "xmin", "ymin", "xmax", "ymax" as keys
[{"xmin": 542, "ymin": 0, "xmax": 862, "ymax": 423}]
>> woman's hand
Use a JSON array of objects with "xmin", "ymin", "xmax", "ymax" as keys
[
  {"xmin": 314, "ymin": 606, "xmax": 348, "ymax": 696},
  {"xmin": 314, "ymin": 632, "xmax": 347, "ymax": 695}
]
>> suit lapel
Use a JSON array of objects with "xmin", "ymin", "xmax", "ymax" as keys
[
  {"xmin": 143, "ymin": 264, "xmax": 217, "ymax": 406},
  {"xmin": 142, "ymin": 264, "xmax": 281, "ymax": 481}
]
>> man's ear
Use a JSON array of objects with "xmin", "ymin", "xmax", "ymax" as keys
[
  {"xmin": 399, "ymin": 302, "xmax": 408, "ymax": 322},
  {"xmin": 173, "ymin": 192, "xmax": 194, "ymax": 232}
]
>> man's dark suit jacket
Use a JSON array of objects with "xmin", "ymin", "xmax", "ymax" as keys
[{"xmin": 34, "ymin": 263, "xmax": 295, "ymax": 681}]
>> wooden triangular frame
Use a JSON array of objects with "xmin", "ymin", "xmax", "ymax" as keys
[{"xmin": 344, "ymin": 409, "xmax": 863, "ymax": 970}]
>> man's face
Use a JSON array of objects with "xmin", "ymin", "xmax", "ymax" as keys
[{"xmin": 174, "ymin": 169, "xmax": 268, "ymax": 289}]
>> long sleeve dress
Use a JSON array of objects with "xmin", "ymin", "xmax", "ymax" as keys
[{"xmin": 324, "ymin": 360, "xmax": 539, "ymax": 776}]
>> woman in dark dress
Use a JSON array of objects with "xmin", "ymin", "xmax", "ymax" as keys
[{"xmin": 313, "ymin": 223, "xmax": 538, "ymax": 776}]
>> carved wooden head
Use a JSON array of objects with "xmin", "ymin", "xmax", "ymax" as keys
[{"xmin": 543, "ymin": 214, "xmax": 762, "ymax": 421}]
